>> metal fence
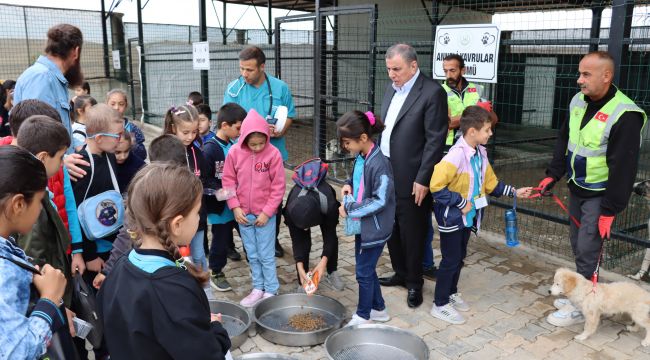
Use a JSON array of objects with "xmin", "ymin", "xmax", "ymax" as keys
[{"xmin": 3, "ymin": 1, "xmax": 650, "ymax": 278}]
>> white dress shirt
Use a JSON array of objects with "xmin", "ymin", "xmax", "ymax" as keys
[{"xmin": 380, "ymin": 69, "xmax": 420, "ymax": 157}]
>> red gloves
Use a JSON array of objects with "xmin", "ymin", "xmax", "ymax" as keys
[
  {"xmin": 598, "ymin": 215, "xmax": 614, "ymax": 240},
  {"xmin": 537, "ymin": 177, "xmax": 556, "ymax": 194},
  {"xmin": 476, "ymin": 101, "xmax": 493, "ymax": 112}
]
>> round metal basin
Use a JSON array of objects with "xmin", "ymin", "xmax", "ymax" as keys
[
  {"xmin": 325, "ymin": 324, "xmax": 429, "ymax": 360},
  {"xmin": 253, "ymin": 293, "xmax": 346, "ymax": 346},
  {"xmin": 209, "ymin": 300, "xmax": 251, "ymax": 349},
  {"xmin": 235, "ymin": 354, "xmax": 298, "ymax": 360}
]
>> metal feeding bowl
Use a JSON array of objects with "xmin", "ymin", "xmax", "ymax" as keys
[
  {"xmin": 253, "ymin": 293, "xmax": 346, "ymax": 346},
  {"xmin": 325, "ymin": 324, "xmax": 429, "ymax": 360},
  {"xmin": 209, "ymin": 300, "xmax": 251, "ymax": 349},
  {"xmin": 235, "ymin": 354, "xmax": 298, "ymax": 360}
]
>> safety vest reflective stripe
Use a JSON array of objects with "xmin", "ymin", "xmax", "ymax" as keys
[{"xmin": 443, "ymin": 82, "xmax": 482, "ymax": 146}]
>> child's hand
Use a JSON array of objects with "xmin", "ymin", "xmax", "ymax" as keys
[
  {"xmin": 71, "ymin": 253, "xmax": 85, "ymax": 275},
  {"xmin": 339, "ymin": 204, "xmax": 347, "ymax": 218},
  {"xmin": 516, "ymin": 187, "xmax": 533, "ymax": 199},
  {"xmin": 255, "ymin": 213, "xmax": 269, "ymax": 227},
  {"xmin": 461, "ymin": 200, "xmax": 472, "ymax": 215},
  {"xmin": 210, "ymin": 313, "xmax": 222, "ymax": 323},
  {"xmin": 86, "ymin": 257, "xmax": 105, "ymax": 273},
  {"xmin": 341, "ymin": 185, "xmax": 352, "ymax": 197},
  {"xmin": 33, "ymin": 264, "xmax": 66, "ymax": 304},
  {"xmin": 233, "ymin": 208, "xmax": 248, "ymax": 225},
  {"xmin": 65, "ymin": 308, "xmax": 76, "ymax": 337},
  {"xmin": 93, "ymin": 273, "xmax": 106, "ymax": 289}
]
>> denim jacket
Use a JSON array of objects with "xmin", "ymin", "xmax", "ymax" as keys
[
  {"xmin": 14, "ymin": 55, "xmax": 72, "ymax": 153},
  {"xmin": 0, "ymin": 236, "xmax": 65, "ymax": 360}
]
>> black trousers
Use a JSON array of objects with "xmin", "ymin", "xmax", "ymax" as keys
[
  {"xmin": 209, "ymin": 221, "xmax": 235, "ymax": 273},
  {"xmin": 275, "ymin": 201, "xmax": 283, "ymax": 248},
  {"xmin": 387, "ymin": 194, "xmax": 432, "ymax": 290},
  {"xmin": 285, "ymin": 212, "xmax": 339, "ymax": 282},
  {"xmin": 435, "ymin": 227, "xmax": 471, "ymax": 306},
  {"xmin": 569, "ymin": 193, "xmax": 603, "ymax": 279}
]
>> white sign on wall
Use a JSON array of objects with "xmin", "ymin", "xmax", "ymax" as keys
[
  {"xmin": 193, "ymin": 41, "xmax": 210, "ymax": 70},
  {"xmin": 112, "ymin": 50, "xmax": 121, "ymax": 70},
  {"xmin": 432, "ymin": 24, "xmax": 501, "ymax": 83}
]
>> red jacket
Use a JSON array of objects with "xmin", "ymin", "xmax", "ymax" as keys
[
  {"xmin": 48, "ymin": 167, "xmax": 69, "ymax": 232},
  {"xmin": 0, "ymin": 136, "xmax": 13, "ymax": 146}
]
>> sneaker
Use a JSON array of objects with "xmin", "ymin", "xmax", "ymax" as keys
[
  {"xmin": 262, "ymin": 292, "xmax": 275, "ymax": 300},
  {"xmin": 227, "ymin": 248, "xmax": 242, "ymax": 261},
  {"xmin": 553, "ymin": 298, "xmax": 572, "ymax": 310},
  {"xmin": 210, "ymin": 271, "xmax": 232, "ymax": 292},
  {"xmin": 422, "ymin": 265, "xmax": 437, "ymax": 280},
  {"xmin": 449, "ymin": 293, "xmax": 470, "ymax": 312},
  {"xmin": 370, "ymin": 309, "xmax": 390, "ymax": 322},
  {"xmin": 430, "ymin": 304, "xmax": 466, "ymax": 325},
  {"xmin": 345, "ymin": 314, "xmax": 372, "ymax": 327},
  {"xmin": 547, "ymin": 303, "xmax": 585, "ymax": 327},
  {"xmin": 240, "ymin": 289, "xmax": 264, "ymax": 307},
  {"xmin": 203, "ymin": 286, "xmax": 216, "ymax": 301},
  {"xmin": 325, "ymin": 271, "xmax": 345, "ymax": 291}
]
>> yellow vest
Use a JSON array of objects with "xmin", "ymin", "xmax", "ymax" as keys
[
  {"xmin": 567, "ymin": 89, "xmax": 646, "ymax": 191},
  {"xmin": 443, "ymin": 82, "xmax": 482, "ymax": 146}
]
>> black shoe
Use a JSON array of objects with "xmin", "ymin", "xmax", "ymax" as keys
[
  {"xmin": 227, "ymin": 248, "xmax": 242, "ymax": 261},
  {"xmin": 275, "ymin": 244, "xmax": 284, "ymax": 258},
  {"xmin": 407, "ymin": 288, "xmax": 423, "ymax": 308},
  {"xmin": 422, "ymin": 265, "xmax": 437, "ymax": 280},
  {"xmin": 378, "ymin": 275, "xmax": 406, "ymax": 287}
]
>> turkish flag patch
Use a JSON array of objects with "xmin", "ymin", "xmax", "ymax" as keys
[
  {"xmin": 595, "ymin": 112, "xmax": 609, "ymax": 122},
  {"xmin": 467, "ymin": 88, "xmax": 477, "ymax": 93}
]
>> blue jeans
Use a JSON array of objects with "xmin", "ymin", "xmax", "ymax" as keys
[
  {"xmin": 190, "ymin": 229, "xmax": 208, "ymax": 272},
  {"xmin": 434, "ymin": 228, "xmax": 471, "ymax": 306},
  {"xmin": 355, "ymin": 236, "xmax": 385, "ymax": 320},
  {"xmin": 239, "ymin": 214, "xmax": 279, "ymax": 294},
  {"xmin": 423, "ymin": 211, "xmax": 435, "ymax": 268}
]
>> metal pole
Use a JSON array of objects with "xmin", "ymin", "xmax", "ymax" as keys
[
  {"xmin": 367, "ymin": 4, "xmax": 377, "ymax": 113},
  {"xmin": 23, "ymin": 7, "xmax": 31, "ymax": 66},
  {"xmin": 275, "ymin": 16, "xmax": 281, "ymax": 78},
  {"xmin": 136, "ymin": 0, "xmax": 149, "ymax": 117},
  {"xmin": 318, "ymin": 6, "xmax": 327, "ymax": 159},
  {"xmin": 223, "ymin": 0, "xmax": 228, "ymax": 45},
  {"xmin": 267, "ymin": 0, "xmax": 273, "ymax": 45},
  {"xmin": 101, "ymin": 0, "xmax": 110, "ymax": 78},
  {"xmin": 313, "ymin": 0, "xmax": 322, "ymax": 158},
  {"xmin": 331, "ymin": 0, "xmax": 339, "ymax": 118},
  {"xmin": 589, "ymin": 6, "xmax": 604, "ymax": 52},
  {"xmin": 608, "ymin": 0, "xmax": 634, "ymax": 85},
  {"xmin": 127, "ymin": 38, "xmax": 137, "ymax": 120},
  {"xmin": 199, "ymin": 0, "xmax": 210, "ymax": 104}
]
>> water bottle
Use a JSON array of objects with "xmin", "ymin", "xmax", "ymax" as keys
[{"xmin": 505, "ymin": 192, "xmax": 519, "ymax": 247}]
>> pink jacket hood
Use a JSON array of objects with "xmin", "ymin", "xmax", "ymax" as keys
[{"xmin": 222, "ymin": 109, "xmax": 286, "ymax": 217}]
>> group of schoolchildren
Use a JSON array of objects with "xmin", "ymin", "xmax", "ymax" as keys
[{"xmin": 0, "ymin": 79, "xmax": 533, "ymax": 358}]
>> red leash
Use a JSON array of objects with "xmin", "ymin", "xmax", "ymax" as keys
[{"xmin": 530, "ymin": 187, "xmax": 581, "ymax": 228}]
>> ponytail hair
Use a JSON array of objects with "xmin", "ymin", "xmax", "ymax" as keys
[
  {"xmin": 336, "ymin": 110, "xmax": 384, "ymax": 142},
  {"xmin": 163, "ymin": 104, "xmax": 201, "ymax": 145},
  {"xmin": 126, "ymin": 163, "xmax": 208, "ymax": 284}
]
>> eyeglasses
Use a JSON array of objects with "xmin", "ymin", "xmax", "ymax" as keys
[{"xmin": 89, "ymin": 132, "xmax": 123, "ymax": 140}]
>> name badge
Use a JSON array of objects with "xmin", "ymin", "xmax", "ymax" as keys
[{"xmin": 474, "ymin": 195, "xmax": 488, "ymax": 209}]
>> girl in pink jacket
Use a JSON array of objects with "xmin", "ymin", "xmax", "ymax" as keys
[{"xmin": 222, "ymin": 109, "xmax": 285, "ymax": 307}]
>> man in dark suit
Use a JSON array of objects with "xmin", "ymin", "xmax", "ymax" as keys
[{"xmin": 378, "ymin": 43, "xmax": 448, "ymax": 308}]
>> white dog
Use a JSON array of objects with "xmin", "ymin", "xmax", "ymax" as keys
[
  {"xmin": 549, "ymin": 268, "xmax": 650, "ymax": 346},
  {"xmin": 628, "ymin": 180, "xmax": 650, "ymax": 280}
]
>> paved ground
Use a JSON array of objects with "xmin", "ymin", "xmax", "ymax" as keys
[{"xmin": 140, "ymin": 123, "xmax": 650, "ymax": 360}]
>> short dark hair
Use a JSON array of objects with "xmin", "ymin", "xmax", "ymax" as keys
[
  {"xmin": 217, "ymin": 103, "xmax": 246, "ymax": 128},
  {"xmin": 45, "ymin": 24, "xmax": 83, "ymax": 58},
  {"xmin": 81, "ymin": 81, "xmax": 90, "ymax": 94},
  {"xmin": 0, "ymin": 146, "xmax": 47, "ymax": 205},
  {"xmin": 17, "ymin": 116, "xmax": 70, "ymax": 156},
  {"xmin": 239, "ymin": 46, "xmax": 266, "ymax": 66},
  {"xmin": 443, "ymin": 54, "xmax": 465, "ymax": 69},
  {"xmin": 196, "ymin": 104, "xmax": 212, "ymax": 120},
  {"xmin": 9, "ymin": 99, "xmax": 61, "ymax": 136},
  {"xmin": 187, "ymin": 91, "xmax": 204, "ymax": 106},
  {"xmin": 149, "ymin": 134, "xmax": 187, "ymax": 166},
  {"xmin": 459, "ymin": 106, "xmax": 491, "ymax": 134},
  {"xmin": 72, "ymin": 95, "xmax": 97, "ymax": 122}
]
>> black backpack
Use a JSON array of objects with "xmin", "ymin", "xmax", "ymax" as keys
[{"xmin": 285, "ymin": 158, "xmax": 337, "ymax": 229}]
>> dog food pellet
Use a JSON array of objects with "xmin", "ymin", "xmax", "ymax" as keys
[{"xmin": 287, "ymin": 312, "xmax": 327, "ymax": 332}]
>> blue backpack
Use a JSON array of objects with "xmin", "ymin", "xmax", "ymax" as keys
[{"xmin": 77, "ymin": 149, "xmax": 124, "ymax": 240}]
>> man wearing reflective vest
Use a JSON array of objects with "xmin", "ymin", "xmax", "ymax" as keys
[
  {"xmin": 441, "ymin": 54, "xmax": 496, "ymax": 151},
  {"xmin": 538, "ymin": 51, "xmax": 647, "ymax": 328}
]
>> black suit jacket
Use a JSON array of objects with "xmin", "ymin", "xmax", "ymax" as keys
[{"xmin": 379, "ymin": 72, "xmax": 448, "ymax": 198}]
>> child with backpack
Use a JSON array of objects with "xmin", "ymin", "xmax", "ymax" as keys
[
  {"xmin": 283, "ymin": 158, "xmax": 344, "ymax": 292},
  {"xmin": 0, "ymin": 146, "xmax": 68, "ymax": 359},
  {"xmin": 222, "ymin": 109, "xmax": 285, "ymax": 307},
  {"xmin": 106, "ymin": 88, "xmax": 146, "ymax": 160},
  {"xmin": 203, "ymin": 103, "xmax": 245, "ymax": 292},
  {"xmin": 429, "ymin": 106, "xmax": 532, "ymax": 325},
  {"xmin": 337, "ymin": 110, "xmax": 395, "ymax": 326},
  {"xmin": 97, "ymin": 163, "xmax": 231, "ymax": 359},
  {"xmin": 71, "ymin": 95, "xmax": 98, "ymax": 151}
]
